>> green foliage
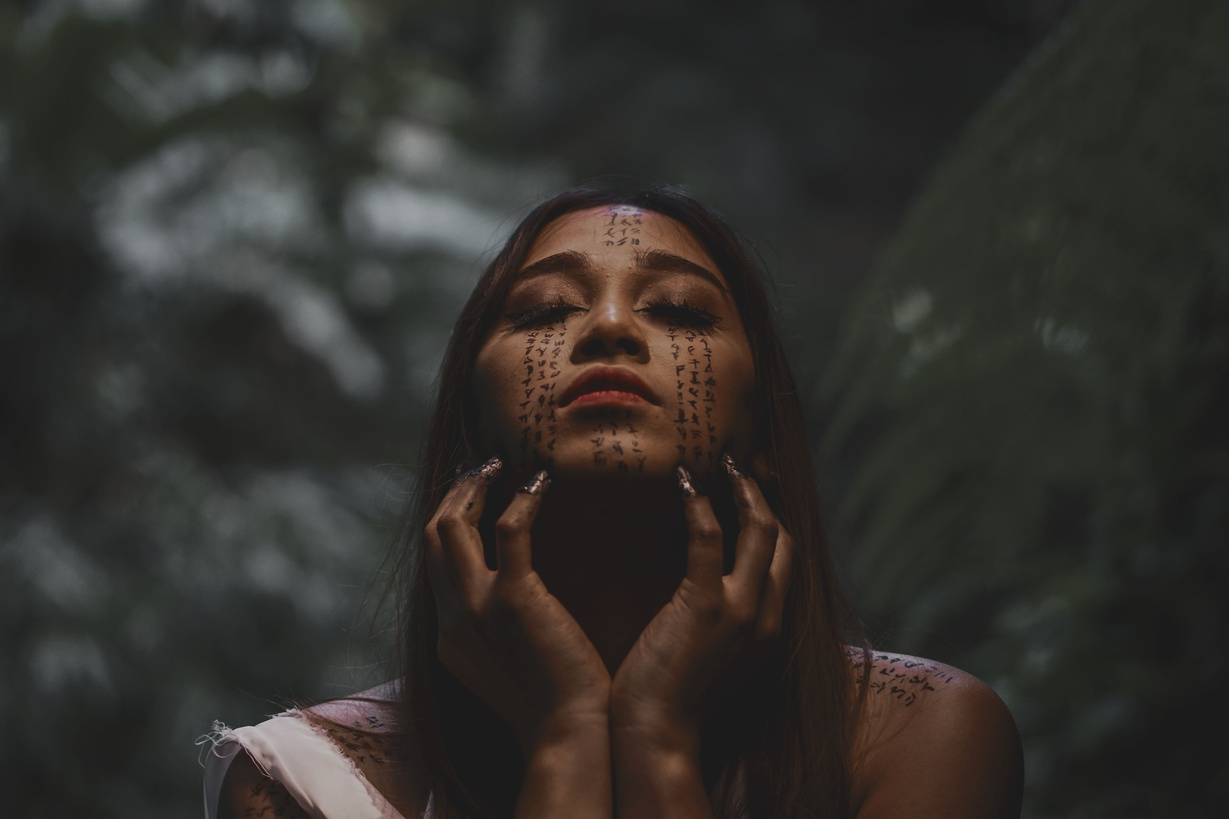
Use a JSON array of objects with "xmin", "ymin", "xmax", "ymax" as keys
[
  {"xmin": 0, "ymin": 3, "xmax": 555, "ymax": 817},
  {"xmin": 823, "ymin": 1, "xmax": 1228, "ymax": 815}
]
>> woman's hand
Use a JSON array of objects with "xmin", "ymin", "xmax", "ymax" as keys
[
  {"xmin": 609, "ymin": 455, "xmax": 794, "ymax": 764},
  {"xmin": 423, "ymin": 459, "xmax": 612, "ymax": 755}
]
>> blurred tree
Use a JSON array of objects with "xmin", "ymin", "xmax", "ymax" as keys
[
  {"xmin": 1, "ymin": 2, "xmax": 557, "ymax": 817},
  {"xmin": 823, "ymin": 0, "xmax": 1228, "ymax": 816}
]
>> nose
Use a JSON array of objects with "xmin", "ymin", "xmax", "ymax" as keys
[{"xmin": 570, "ymin": 297, "xmax": 649, "ymax": 363}]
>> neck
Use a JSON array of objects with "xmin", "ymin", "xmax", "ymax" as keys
[{"xmin": 489, "ymin": 475, "xmax": 688, "ymax": 673}]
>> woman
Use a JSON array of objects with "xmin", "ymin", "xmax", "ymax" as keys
[{"xmin": 203, "ymin": 186, "xmax": 1022, "ymax": 818}]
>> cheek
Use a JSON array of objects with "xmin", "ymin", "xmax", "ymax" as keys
[
  {"xmin": 724, "ymin": 348, "xmax": 758, "ymax": 443},
  {"xmin": 666, "ymin": 329, "xmax": 726, "ymax": 472},
  {"xmin": 665, "ymin": 330, "xmax": 756, "ymax": 472},
  {"xmin": 475, "ymin": 325, "xmax": 569, "ymax": 471},
  {"xmin": 473, "ymin": 342, "xmax": 513, "ymax": 417}
]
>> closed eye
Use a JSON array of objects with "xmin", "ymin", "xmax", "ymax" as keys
[
  {"xmin": 639, "ymin": 298, "xmax": 722, "ymax": 331},
  {"xmin": 505, "ymin": 297, "xmax": 582, "ymax": 329}
]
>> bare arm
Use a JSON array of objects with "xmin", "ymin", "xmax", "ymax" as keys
[{"xmin": 215, "ymin": 750, "xmax": 312, "ymax": 819}]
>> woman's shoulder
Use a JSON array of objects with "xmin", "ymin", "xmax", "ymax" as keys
[
  {"xmin": 846, "ymin": 648, "xmax": 1023, "ymax": 818},
  {"xmin": 210, "ymin": 681, "xmax": 427, "ymax": 819},
  {"xmin": 303, "ymin": 679, "xmax": 404, "ymax": 732}
]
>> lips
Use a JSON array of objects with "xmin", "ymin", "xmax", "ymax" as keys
[{"xmin": 559, "ymin": 366, "xmax": 661, "ymax": 408}]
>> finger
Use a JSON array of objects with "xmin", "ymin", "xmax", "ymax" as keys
[
  {"xmin": 758, "ymin": 525, "xmax": 795, "ymax": 640},
  {"xmin": 452, "ymin": 455, "xmax": 502, "ymax": 526},
  {"xmin": 721, "ymin": 454, "xmax": 779, "ymax": 601},
  {"xmin": 678, "ymin": 465, "xmax": 724, "ymax": 587},
  {"xmin": 434, "ymin": 456, "xmax": 501, "ymax": 593},
  {"xmin": 424, "ymin": 485, "xmax": 467, "ymax": 617},
  {"xmin": 422, "ymin": 513, "xmax": 459, "ymax": 611},
  {"xmin": 494, "ymin": 469, "xmax": 550, "ymax": 578}
]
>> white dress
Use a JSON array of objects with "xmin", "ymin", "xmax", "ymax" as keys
[{"xmin": 200, "ymin": 709, "xmax": 419, "ymax": 819}]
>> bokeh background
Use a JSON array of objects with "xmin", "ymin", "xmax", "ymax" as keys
[{"xmin": 2, "ymin": 0, "xmax": 1225, "ymax": 816}]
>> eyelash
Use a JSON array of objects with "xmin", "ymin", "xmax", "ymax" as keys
[
  {"xmin": 505, "ymin": 297, "xmax": 580, "ymax": 329},
  {"xmin": 505, "ymin": 297, "xmax": 722, "ymax": 331},
  {"xmin": 640, "ymin": 298, "xmax": 722, "ymax": 330}
]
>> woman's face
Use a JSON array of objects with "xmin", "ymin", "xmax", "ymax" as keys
[{"xmin": 473, "ymin": 205, "xmax": 756, "ymax": 481}]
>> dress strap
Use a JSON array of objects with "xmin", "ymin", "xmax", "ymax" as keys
[{"xmin": 201, "ymin": 710, "xmax": 409, "ymax": 819}]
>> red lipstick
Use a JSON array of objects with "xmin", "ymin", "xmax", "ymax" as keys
[{"xmin": 559, "ymin": 366, "xmax": 660, "ymax": 408}]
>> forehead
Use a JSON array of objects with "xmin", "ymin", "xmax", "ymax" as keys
[{"xmin": 520, "ymin": 206, "xmax": 725, "ymax": 283}]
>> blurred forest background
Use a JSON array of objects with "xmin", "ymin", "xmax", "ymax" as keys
[{"xmin": 2, "ymin": 0, "xmax": 1224, "ymax": 816}]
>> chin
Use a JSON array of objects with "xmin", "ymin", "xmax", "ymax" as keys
[
  {"xmin": 547, "ymin": 458, "xmax": 673, "ymax": 484},
  {"xmin": 536, "ymin": 441, "xmax": 726, "ymax": 485},
  {"xmin": 486, "ymin": 418, "xmax": 750, "ymax": 486}
]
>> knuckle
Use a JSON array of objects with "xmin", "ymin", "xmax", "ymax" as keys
[
  {"xmin": 437, "ymin": 515, "xmax": 467, "ymax": 539},
  {"xmin": 494, "ymin": 514, "xmax": 525, "ymax": 538},
  {"xmin": 747, "ymin": 511, "xmax": 778, "ymax": 534},
  {"xmin": 691, "ymin": 523, "xmax": 723, "ymax": 545}
]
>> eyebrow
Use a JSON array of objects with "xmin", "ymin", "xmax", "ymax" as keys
[
  {"xmin": 515, "ymin": 250, "xmax": 593, "ymax": 280},
  {"xmin": 514, "ymin": 248, "xmax": 729, "ymax": 295},
  {"xmin": 634, "ymin": 248, "xmax": 728, "ymax": 295}
]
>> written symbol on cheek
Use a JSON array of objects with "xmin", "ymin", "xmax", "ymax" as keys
[
  {"xmin": 517, "ymin": 326, "xmax": 565, "ymax": 470},
  {"xmin": 600, "ymin": 209, "xmax": 642, "ymax": 247},
  {"xmin": 670, "ymin": 328, "xmax": 718, "ymax": 469},
  {"xmin": 670, "ymin": 327, "xmax": 687, "ymax": 460}
]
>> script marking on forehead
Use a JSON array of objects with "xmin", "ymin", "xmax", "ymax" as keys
[{"xmin": 597, "ymin": 207, "xmax": 644, "ymax": 248}]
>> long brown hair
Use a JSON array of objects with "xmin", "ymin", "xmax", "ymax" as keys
[{"xmin": 389, "ymin": 185, "xmax": 867, "ymax": 818}]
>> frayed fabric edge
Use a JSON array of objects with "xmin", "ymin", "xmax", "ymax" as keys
[
  {"xmin": 196, "ymin": 710, "xmax": 409, "ymax": 819},
  {"xmin": 196, "ymin": 714, "xmax": 288, "ymax": 818},
  {"xmin": 196, "ymin": 722, "xmax": 238, "ymax": 765}
]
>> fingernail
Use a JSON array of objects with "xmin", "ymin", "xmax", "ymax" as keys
[
  {"xmin": 676, "ymin": 465, "xmax": 697, "ymax": 498},
  {"xmin": 518, "ymin": 469, "xmax": 550, "ymax": 496},
  {"xmin": 458, "ymin": 455, "xmax": 503, "ymax": 482},
  {"xmin": 720, "ymin": 453, "xmax": 746, "ymax": 479},
  {"xmin": 475, "ymin": 455, "xmax": 503, "ymax": 481}
]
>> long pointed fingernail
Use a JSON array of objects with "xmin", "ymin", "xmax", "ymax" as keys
[
  {"xmin": 458, "ymin": 455, "xmax": 503, "ymax": 482},
  {"xmin": 720, "ymin": 453, "xmax": 746, "ymax": 479},
  {"xmin": 676, "ymin": 465, "xmax": 697, "ymax": 498},
  {"xmin": 518, "ymin": 469, "xmax": 550, "ymax": 496},
  {"xmin": 475, "ymin": 455, "xmax": 503, "ymax": 481}
]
